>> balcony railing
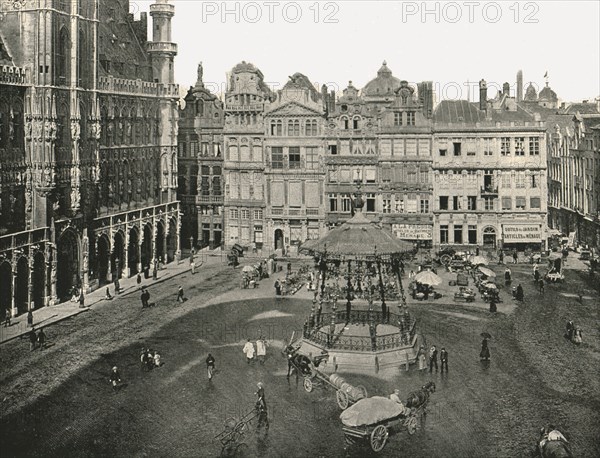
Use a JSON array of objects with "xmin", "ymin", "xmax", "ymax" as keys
[
  {"xmin": 146, "ymin": 42, "xmax": 178, "ymax": 54},
  {"xmin": 480, "ymin": 186, "xmax": 498, "ymax": 195},
  {"xmin": 196, "ymin": 195, "xmax": 224, "ymax": 205},
  {"xmin": 0, "ymin": 65, "xmax": 28, "ymax": 85},
  {"xmin": 97, "ymin": 75, "xmax": 179, "ymax": 97},
  {"xmin": 268, "ymin": 208, "xmax": 322, "ymax": 218}
]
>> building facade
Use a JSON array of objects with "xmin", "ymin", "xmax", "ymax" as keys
[
  {"xmin": 222, "ymin": 62, "xmax": 272, "ymax": 252},
  {"xmin": 0, "ymin": 0, "xmax": 180, "ymax": 318},
  {"xmin": 431, "ymin": 81, "xmax": 548, "ymax": 252},
  {"xmin": 178, "ymin": 63, "xmax": 224, "ymax": 250}
]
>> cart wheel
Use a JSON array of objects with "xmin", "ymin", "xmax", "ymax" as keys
[
  {"xmin": 440, "ymin": 254, "xmax": 452, "ymax": 266},
  {"xmin": 303, "ymin": 377, "xmax": 313, "ymax": 392},
  {"xmin": 406, "ymin": 416, "xmax": 418, "ymax": 435},
  {"xmin": 370, "ymin": 425, "xmax": 388, "ymax": 452},
  {"xmin": 336, "ymin": 390, "xmax": 349, "ymax": 409},
  {"xmin": 356, "ymin": 385, "xmax": 368, "ymax": 399}
]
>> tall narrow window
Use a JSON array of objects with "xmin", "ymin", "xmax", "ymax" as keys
[
  {"xmin": 57, "ymin": 27, "xmax": 70, "ymax": 85},
  {"xmin": 406, "ymin": 112, "xmax": 415, "ymax": 126},
  {"xmin": 77, "ymin": 29, "xmax": 86, "ymax": 87}
]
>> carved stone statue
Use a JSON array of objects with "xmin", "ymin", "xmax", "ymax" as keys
[
  {"xmin": 71, "ymin": 187, "xmax": 80, "ymax": 212},
  {"xmin": 197, "ymin": 62, "xmax": 203, "ymax": 83},
  {"xmin": 71, "ymin": 119, "xmax": 81, "ymax": 141},
  {"xmin": 25, "ymin": 116, "xmax": 33, "ymax": 140}
]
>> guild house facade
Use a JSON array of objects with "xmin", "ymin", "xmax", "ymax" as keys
[{"xmin": 0, "ymin": 0, "xmax": 180, "ymax": 319}]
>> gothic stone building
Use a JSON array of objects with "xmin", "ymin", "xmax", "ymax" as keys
[{"xmin": 0, "ymin": 0, "xmax": 180, "ymax": 317}]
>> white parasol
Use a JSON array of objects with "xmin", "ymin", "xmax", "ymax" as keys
[
  {"xmin": 478, "ymin": 266, "xmax": 496, "ymax": 278},
  {"xmin": 414, "ymin": 270, "xmax": 442, "ymax": 286},
  {"xmin": 242, "ymin": 265, "xmax": 256, "ymax": 273}
]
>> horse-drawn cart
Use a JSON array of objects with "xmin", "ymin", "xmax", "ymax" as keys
[
  {"xmin": 341, "ymin": 382, "xmax": 435, "ymax": 453},
  {"xmin": 284, "ymin": 344, "xmax": 368, "ymax": 409}
]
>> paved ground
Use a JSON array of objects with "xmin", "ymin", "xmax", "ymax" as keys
[{"xmin": 0, "ymin": 254, "xmax": 598, "ymax": 457}]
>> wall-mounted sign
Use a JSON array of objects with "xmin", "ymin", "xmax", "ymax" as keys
[
  {"xmin": 502, "ymin": 224, "xmax": 542, "ymax": 242},
  {"xmin": 392, "ymin": 224, "xmax": 433, "ymax": 240}
]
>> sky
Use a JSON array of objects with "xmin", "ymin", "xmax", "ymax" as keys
[{"xmin": 132, "ymin": 0, "xmax": 600, "ymax": 103}]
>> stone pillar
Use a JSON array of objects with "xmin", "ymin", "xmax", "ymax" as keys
[
  {"xmin": 175, "ymin": 212, "xmax": 182, "ymax": 262},
  {"xmin": 11, "ymin": 261, "xmax": 17, "ymax": 317},
  {"xmin": 44, "ymin": 241, "xmax": 51, "ymax": 306},
  {"xmin": 123, "ymin": 229, "xmax": 129, "ymax": 278},
  {"xmin": 82, "ymin": 230, "xmax": 90, "ymax": 293},
  {"xmin": 28, "ymin": 250, "xmax": 34, "ymax": 311}
]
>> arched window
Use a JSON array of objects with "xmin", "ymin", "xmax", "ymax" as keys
[
  {"xmin": 288, "ymin": 119, "xmax": 300, "ymax": 136},
  {"xmin": 353, "ymin": 117, "xmax": 360, "ymax": 130},
  {"xmin": 270, "ymin": 120, "xmax": 282, "ymax": 136},
  {"xmin": 57, "ymin": 27, "xmax": 70, "ymax": 85},
  {"xmin": 77, "ymin": 29, "xmax": 86, "ymax": 87}
]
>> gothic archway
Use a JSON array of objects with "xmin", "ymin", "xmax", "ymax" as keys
[
  {"xmin": 56, "ymin": 229, "xmax": 80, "ymax": 302},
  {"xmin": 32, "ymin": 252, "xmax": 46, "ymax": 310},
  {"xmin": 128, "ymin": 227, "xmax": 140, "ymax": 276},
  {"xmin": 0, "ymin": 261, "xmax": 12, "ymax": 318},
  {"xmin": 111, "ymin": 231, "xmax": 125, "ymax": 280},
  {"xmin": 97, "ymin": 234, "xmax": 110, "ymax": 285},
  {"xmin": 15, "ymin": 257, "xmax": 29, "ymax": 314},
  {"xmin": 141, "ymin": 224, "xmax": 152, "ymax": 273},
  {"xmin": 166, "ymin": 218, "xmax": 177, "ymax": 263},
  {"xmin": 156, "ymin": 221, "xmax": 165, "ymax": 264}
]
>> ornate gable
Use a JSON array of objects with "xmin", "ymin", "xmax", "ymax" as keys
[{"xmin": 265, "ymin": 101, "xmax": 323, "ymax": 118}]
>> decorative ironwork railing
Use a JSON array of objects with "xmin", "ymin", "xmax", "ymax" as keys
[{"xmin": 303, "ymin": 310, "xmax": 417, "ymax": 352}]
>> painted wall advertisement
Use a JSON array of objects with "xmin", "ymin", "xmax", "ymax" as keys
[
  {"xmin": 502, "ymin": 224, "xmax": 543, "ymax": 242},
  {"xmin": 392, "ymin": 224, "xmax": 433, "ymax": 240}
]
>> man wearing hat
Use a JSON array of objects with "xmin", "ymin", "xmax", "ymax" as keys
[
  {"xmin": 440, "ymin": 347, "xmax": 448, "ymax": 373},
  {"xmin": 389, "ymin": 389, "xmax": 409, "ymax": 416}
]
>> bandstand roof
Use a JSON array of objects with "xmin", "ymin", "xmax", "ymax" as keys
[{"xmin": 299, "ymin": 212, "xmax": 413, "ymax": 260}]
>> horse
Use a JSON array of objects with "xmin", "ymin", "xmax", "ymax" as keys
[
  {"xmin": 537, "ymin": 426, "xmax": 572, "ymax": 458},
  {"xmin": 405, "ymin": 381, "xmax": 436, "ymax": 408}
]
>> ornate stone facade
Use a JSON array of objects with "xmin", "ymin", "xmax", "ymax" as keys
[{"xmin": 0, "ymin": 0, "xmax": 180, "ymax": 316}]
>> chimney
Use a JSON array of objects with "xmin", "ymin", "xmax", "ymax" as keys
[
  {"xmin": 516, "ymin": 70, "xmax": 523, "ymax": 102},
  {"xmin": 321, "ymin": 84, "xmax": 328, "ymax": 115},
  {"xmin": 479, "ymin": 79, "xmax": 487, "ymax": 111},
  {"xmin": 503, "ymin": 82, "xmax": 510, "ymax": 97}
]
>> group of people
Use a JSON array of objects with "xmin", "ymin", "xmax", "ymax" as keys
[
  {"xmin": 140, "ymin": 348, "xmax": 162, "ymax": 370},
  {"xmin": 425, "ymin": 345, "xmax": 449, "ymax": 373},
  {"xmin": 27, "ymin": 327, "xmax": 47, "ymax": 351},
  {"xmin": 565, "ymin": 321, "xmax": 583, "ymax": 345},
  {"xmin": 243, "ymin": 337, "xmax": 268, "ymax": 364}
]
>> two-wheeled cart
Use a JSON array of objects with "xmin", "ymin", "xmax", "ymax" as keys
[{"xmin": 214, "ymin": 408, "xmax": 258, "ymax": 457}]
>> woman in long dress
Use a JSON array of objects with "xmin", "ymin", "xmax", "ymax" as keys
[{"xmin": 480, "ymin": 338, "xmax": 490, "ymax": 360}]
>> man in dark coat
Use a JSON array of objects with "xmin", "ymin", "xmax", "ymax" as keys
[
  {"xmin": 516, "ymin": 284, "xmax": 524, "ymax": 302},
  {"xmin": 28, "ymin": 327, "xmax": 37, "ymax": 351},
  {"xmin": 37, "ymin": 328, "xmax": 46, "ymax": 350},
  {"xmin": 429, "ymin": 345, "xmax": 438, "ymax": 373},
  {"xmin": 440, "ymin": 347, "xmax": 448, "ymax": 373}
]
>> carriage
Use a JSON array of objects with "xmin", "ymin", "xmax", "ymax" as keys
[
  {"xmin": 341, "ymin": 382, "xmax": 435, "ymax": 453},
  {"xmin": 284, "ymin": 344, "xmax": 368, "ymax": 409},
  {"xmin": 214, "ymin": 407, "xmax": 259, "ymax": 457}
]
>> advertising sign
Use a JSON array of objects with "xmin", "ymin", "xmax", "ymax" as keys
[
  {"xmin": 502, "ymin": 224, "xmax": 542, "ymax": 242},
  {"xmin": 392, "ymin": 224, "xmax": 433, "ymax": 240}
]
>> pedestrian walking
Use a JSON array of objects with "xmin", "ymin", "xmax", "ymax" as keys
[
  {"xmin": 440, "ymin": 347, "xmax": 448, "ymax": 373},
  {"xmin": 512, "ymin": 250, "xmax": 518, "ymax": 264},
  {"xmin": 516, "ymin": 283, "xmax": 524, "ymax": 302},
  {"xmin": 37, "ymin": 328, "xmax": 46, "ymax": 350},
  {"xmin": 504, "ymin": 267, "xmax": 512, "ymax": 285},
  {"xmin": 255, "ymin": 382, "xmax": 266, "ymax": 405},
  {"xmin": 428, "ymin": 345, "xmax": 438, "ymax": 373},
  {"xmin": 137, "ymin": 273, "xmax": 142, "ymax": 289},
  {"xmin": 140, "ymin": 289, "xmax": 147, "ymax": 308},
  {"xmin": 206, "ymin": 353, "xmax": 216, "ymax": 380},
  {"xmin": 499, "ymin": 250, "xmax": 504, "ymax": 264},
  {"xmin": 256, "ymin": 337, "xmax": 267, "ymax": 365},
  {"xmin": 190, "ymin": 258, "xmax": 196, "ymax": 275},
  {"xmin": 176, "ymin": 286, "xmax": 185, "ymax": 303},
  {"xmin": 79, "ymin": 291, "xmax": 85, "ymax": 308},
  {"xmin": 27, "ymin": 310, "xmax": 33, "ymax": 328},
  {"xmin": 418, "ymin": 346, "xmax": 427, "ymax": 371},
  {"xmin": 4, "ymin": 309, "xmax": 11, "ymax": 327},
  {"xmin": 243, "ymin": 339, "xmax": 255, "ymax": 364},
  {"xmin": 28, "ymin": 327, "xmax": 37, "ymax": 351},
  {"xmin": 274, "ymin": 279, "xmax": 281, "ymax": 296},
  {"xmin": 109, "ymin": 366, "xmax": 122, "ymax": 392},
  {"xmin": 538, "ymin": 278, "xmax": 545, "ymax": 294},
  {"xmin": 480, "ymin": 338, "xmax": 490, "ymax": 361},
  {"xmin": 114, "ymin": 277, "xmax": 121, "ymax": 294},
  {"xmin": 489, "ymin": 298, "xmax": 497, "ymax": 313},
  {"xmin": 256, "ymin": 396, "xmax": 269, "ymax": 430},
  {"xmin": 105, "ymin": 287, "xmax": 113, "ymax": 300}
]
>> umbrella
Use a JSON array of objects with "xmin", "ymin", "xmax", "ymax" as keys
[
  {"xmin": 478, "ymin": 266, "xmax": 496, "ymax": 278},
  {"xmin": 470, "ymin": 255, "xmax": 488, "ymax": 266},
  {"xmin": 340, "ymin": 397, "xmax": 405, "ymax": 427},
  {"xmin": 242, "ymin": 265, "xmax": 256, "ymax": 273},
  {"xmin": 414, "ymin": 271, "xmax": 442, "ymax": 286},
  {"xmin": 480, "ymin": 332, "xmax": 492, "ymax": 339},
  {"xmin": 484, "ymin": 283, "xmax": 497, "ymax": 290}
]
